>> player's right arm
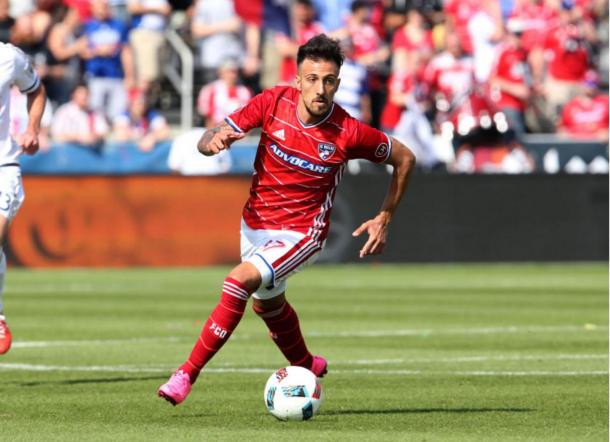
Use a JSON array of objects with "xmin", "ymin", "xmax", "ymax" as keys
[
  {"xmin": 197, "ymin": 88, "xmax": 274, "ymax": 156},
  {"xmin": 197, "ymin": 121, "xmax": 245, "ymax": 156}
]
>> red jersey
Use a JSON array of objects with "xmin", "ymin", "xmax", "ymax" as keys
[
  {"xmin": 509, "ymin": 2, "xmax": 558, "ymax": 52},
  {"xmin": 348, "ymin": 22, "xmax": 383, "ymax": 59},
  {"xmin": 423, "ymin": 52, "xmax": 475, "ymax": 103},
  {"xmin": 226, "ymin": 86, "xmax": 391, "ymax": 241},
  {"xmin": 544, "ymin": 24, "xmax": 590, "ymax": 82},
  {"xmin": 197, "ymin": 80, "xmax": 251, "ymax": 126},
  {"xmin": 391, "ymin": 27, "xmax": 434, "ymax": 53},
  {"xmin": 490, "ymin": 42, "xmax": 529, "ymax": 111},
  {"xmin": 443, "ymin": 0, "xmax": 481, "ymax": 53},
  {"xmin": 380, "ymin": 72, "xmax": 416, "ymax": 130},
  {"xmin": 559, "ymin": 95, "xmax": 609, "ymax": 137}
]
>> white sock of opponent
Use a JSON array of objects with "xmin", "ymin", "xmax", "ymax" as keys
[{"xmin": 0, "ymin": 249, "xmax": 6, "ymax": 320}]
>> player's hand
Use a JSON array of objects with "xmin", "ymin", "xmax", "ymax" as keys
[
  {"xmin": 352, "ymin": 212, "xmax": 391, "ymax": 258},
  {"xmin": 17, "ymin": 130, "xmax": 40, "ymax": 155},
  {"xmin": 201, "ymin": 128, "xmax": 245, "ymax": 156}
]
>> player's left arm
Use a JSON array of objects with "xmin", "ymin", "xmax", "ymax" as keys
[
  {"xmin": 20, "ymin": 83, "xmax": 47, "ymax": 155},
  {"xmin": 352, "ymin": 137, "xmax": 416, "ymax": 258}
]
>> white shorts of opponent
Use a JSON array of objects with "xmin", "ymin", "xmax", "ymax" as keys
[
  {"xmin": 240, "ymin": 219, "xmax": 324, "ymax": 300},
  {"xmin": 0, "ymin": 166, "xmax": 24, "ymax": 223}
]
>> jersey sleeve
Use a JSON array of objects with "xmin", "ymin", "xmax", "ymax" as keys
[
  {"xmin": 12, "ymin": 46, "xmax": 40, "ymax": 94},
  {"xmin": 225, "ymin": 88, "xmax": 274, "ymax": 133},
  {"xmin": 346, "ymin": 119, "xmax": 392, "ymax": 163}
]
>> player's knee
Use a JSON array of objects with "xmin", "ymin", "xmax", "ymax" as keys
[
  {"xmin": 227, "ymin": 262, "xmax": 262, "ymax": 293},
  {"xmin": 252, "ymin": 293, "xmax": 286, "ymax": 316}
]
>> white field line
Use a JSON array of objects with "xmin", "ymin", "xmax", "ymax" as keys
[
  {"xmin": 0, "ymin": 363, "xmax": 606, "ymax": 377},
  {"xmin": 308, "ymin": 324, "xmax": 608, "ymax": 337},
  {"xmin": 12, "ymin": 337, "xmax": 185, "ymax": 348},
  {"xmin": 345, "ymin": 354, "xmax": 609, "ymax": 365},
  {"xmin": 11, "ymin": 324, "xmax": 607, "ymax": 349}
]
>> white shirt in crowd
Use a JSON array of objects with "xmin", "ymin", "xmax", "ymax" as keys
[
  {"xmin": 167, "ymin": 128, "xmax": 232, "ymax": 175},
  {"xmin": 51, "ymin": 102, "xmax": 109, "ymax": 142}
]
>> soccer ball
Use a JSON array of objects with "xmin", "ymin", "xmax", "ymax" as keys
[{"xmin": 263, "ymin": 366, "xmax": 323, "ymax": 421}]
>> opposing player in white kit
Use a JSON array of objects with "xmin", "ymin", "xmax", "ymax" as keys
[
  {"xmin": 158, "ymin": 34, "xmax": 416, "ymax": 405},
  {"xmin": 0, "ymin": 43, "xmax": 47, "ymax": 354}
]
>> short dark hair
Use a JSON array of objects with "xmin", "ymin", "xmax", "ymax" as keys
[
  {"xmin": 296, "ymin": 34, "xmax": 344, "ymax": 69},
  {"xmin": 350, "ymin": 0, "xmax": 370, "ymax": 13}
]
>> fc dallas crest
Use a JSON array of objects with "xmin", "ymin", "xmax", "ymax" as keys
[{"xmin": 317, "ymin": 143, "xmax": 336, "ymax": 160}]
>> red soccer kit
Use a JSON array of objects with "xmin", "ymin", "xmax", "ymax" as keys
[{"xmin": 225, "ymin": 85, "xmax": 392, "ymax": 242}]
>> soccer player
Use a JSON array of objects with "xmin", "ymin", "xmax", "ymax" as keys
[
  {"xmin": 0, "ymin": 43, "xmax": 47, "ymax": 354},
  {"xmin": 158, "ymin": 34, "xmax": 416, "ymax": 405}
]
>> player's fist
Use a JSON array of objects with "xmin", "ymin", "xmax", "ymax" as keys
[
  {"xmin": 17, "ymin": 130, "xmax": 40, "ymax": 155},
  {"xmin": 198, "ymin": 126, "xmax": 245, "ymax": 156}
]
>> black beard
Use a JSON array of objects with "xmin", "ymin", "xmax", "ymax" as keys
[{"xmin": 305, "ymin": 101, "xmax": 328, "ymax": 118}]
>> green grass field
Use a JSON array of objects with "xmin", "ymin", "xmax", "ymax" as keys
[{"xmin": 0, "ymin": 263, "xmax": 607, "ymax": 441}]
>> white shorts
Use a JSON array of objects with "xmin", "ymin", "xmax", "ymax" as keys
[
  {"xmin": 0, "ymin": 166, "xmax": 24, "ymax": 222},
  {"xmin": 240, "ymin": 219, "xmax": 324, "ymax": 299}
]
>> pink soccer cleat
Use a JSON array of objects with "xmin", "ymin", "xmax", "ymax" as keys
[
  {"xmin": 157, "ymin": 370, "xmax": 192, "ymax": 406},
  {"xmin": 310, "ymin": 355, "xmax": 328, "ymax": 378},
  {"xmin": 0, "ymin": 319, "xmax": 12, "ymax": 355}
]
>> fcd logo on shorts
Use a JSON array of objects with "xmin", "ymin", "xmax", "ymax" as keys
[{"xmin": 317, "ymin": 143, "xmax": 336, "ymax": 160}]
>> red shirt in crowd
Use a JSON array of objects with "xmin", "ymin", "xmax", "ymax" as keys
[
  {"xmin": 509, "ymin": 1, "xmax": 558, "ymax": 51},
  {"xmin": 423, "ymin": 52, "xmax": 475, "ymax": 104},
  {"xmin": 380, "ymin": 72, "xmax": 416, "ymax": 130},
  {"xmin": 443, "ymin": 0, "xmax": 481, "ymax": 54},
  {"xmin": 277, "ymin": 22, "xmax": 325, "ymax": 84},
  {"xmin": 490, "ymin": 42, "xmax": 529, "ymax": 111},
  {"xmin": 559, "ymin": 95, "xmax": 609, "ymax": 137},
  {"xmin": 391, "ymin": 26, "xmax": 434, "ymax": 54},
  {"xmin": 544, "ymin": 23, "xmax": 590, "ymax": 82}
]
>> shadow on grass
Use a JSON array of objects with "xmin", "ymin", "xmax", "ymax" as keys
[
  {"xmin": 17, "ymin": 375, "xmax": 167, "ymax": 387},
  {"xmin": 324, "ymin": 407, "xmax": 534, "ymax": 416}
]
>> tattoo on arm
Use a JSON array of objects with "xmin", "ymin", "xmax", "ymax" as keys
[{"xmin": 198, "ymin": 122, "xmax": 231, "ymax": 154}]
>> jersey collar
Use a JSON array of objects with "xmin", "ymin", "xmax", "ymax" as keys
[{"xmin": 296, "ymin": 103, "xmax": 335, "ymax": 129}]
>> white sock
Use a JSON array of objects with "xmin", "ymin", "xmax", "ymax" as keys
[{"xmin": 0, "ymin": 250, "xmax": 6, "ymax": 318}]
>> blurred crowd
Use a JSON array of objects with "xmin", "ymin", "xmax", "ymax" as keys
[{"xmin": 3, "ymin": 0, "xmax": 609, "ymax": 173}]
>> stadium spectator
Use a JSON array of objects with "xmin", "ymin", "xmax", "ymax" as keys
[
  {"xmin": 332, "ymin": 1, "xmax": 389, "ymax": 69},
  {"xmin": 196, "ymin": 58, "xmax": 251, "ymax": 128},
  {"xmin": 81, "ymin": 0, "xmax": 134, "ymax": 120},
  {"xmin": 489, "ymin": 18, "xmax": 531, "ymax": 140},
  {"xmin": 9, "ymin": 85, "xmax": 52, "ymax": 152},
  {"xmin": 541, "ymin": 2, "xmax": 597, "ymax": 124},
  {"xmin": 45, "ymin": 6, "xmax": 87, "ymax": 106},
  {"xmin": 167, "ymin": 128, "xmax": 233, "ymax": 175},
  {"xmin": 275, "ymin": 0, "xmax": 325, "ymax": 86},
  {"xmin": 157, "ymin": 34, "xmax": 416, "ymax": 406},
  {"xmin": 391, "ymin": 8, "xmax": 434, "ymax": 77},
  {"xmin": 64, "ymin": 0, "xmax": 92, "ymax": 21},
  {"xmin": 333, "ymin": 1, "xmax": 389, "ymax": 127},
  {"xmin": 467, "ymin": 2, "xmax": 504, "ymax": 82},
  {"xmin": 442, "ymin": 0, "xmax": 482, "ymax": 54},
  {"xmin": 0, "ymin": 0, "xmax": 15, "ymax": 43},
  {"xmin": 191, "ymin": 0, "xmax": 244, "ymax": 85},
  {"xmin": 126, "ymin": 0, "xmax": 171, "ymax": 93},
  {"xmin": 334, "ymin": 38, "xmax": 371, "ymax": 122},
  {"xmin": 112, "ymin": 90, "xmax": 170, "ymax": 151},
  {"xmin": 423, "ymin": 32, "xmax": 476, "ymax": 136},
  {"xmin": 558, "ymin": 70, "xmax": 609, "ymax": 140},
  {"xmin": 310, "ymin": 0, "xmax": 352, "ymax": 32},
  {"xmin": 0, "ymin": 43, "xmax": 47, "ymax": 354},
  {"xmin": 50, "ymin": 83, "xmax": 110, "ymax": 147},
  {"xmin": 10, "ymin": 1, "xmax": 53, "ymax": 76}
]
